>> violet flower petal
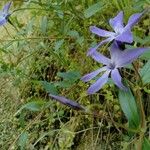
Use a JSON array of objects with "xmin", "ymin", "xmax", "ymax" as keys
[
  {"xmin": 115, "ymin": 29, "xmax": 133, "ymax": 43},
  {"xmin": 125, "ymin": 12, "xmax": 143, "ymax": 30},
  {"xmin": 90, "ymin": 26, "xmax": 115, "ymax": 37},
  {"xmin": 0, "ymin": 2, "xmax": 12, "ymax": 26},
  {"xmin": 111, "ymin": 69, "xmax": 127, "ymax": 90},
  {"xmin": 87, "ymin": 70, "xmax": 110, "ymax": 94},
  {"xmin": 49, "ymin": 94, "xmax": 85, "ymax": 110},
  {"xmin": 87, "ymin": 37, "xmax": 113, "ymax": 56},
  {"xmin": 116, "ymin": 47, "xmax": 149, "ymax": 67},
  {"xmin": 109, "ymin": 11, "xmax": 124, "ymax": 33},
  {"xmin": 90, "ymin": 51, "xmax": 111, "ymax": 65},
  {"xmin": 110, "ymin": 41, "xmax": 123, "ymax": 62},
  {"xmin": 81, "ymin": 66, "xmax": 107, "ymax": 82},
  {"xmin": 0, "ymin": 19, "xmax": 7, "ymax": 26},
  {"xmin": 3, "ymin": 2, "xmax": 12, "ymax": 13}
]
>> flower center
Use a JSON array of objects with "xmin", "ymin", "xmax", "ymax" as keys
[
  {"xmin": 108, "ymin": 62, "xmax": 116, "ymax": 70},
  {"xmin": 114, "ymin": 28, "xmax": 123, "ymax": 37}
]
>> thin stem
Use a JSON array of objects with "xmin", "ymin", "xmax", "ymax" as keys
[
  {"xmin": 132, "ymin": 62, "xmax": 146, "ymax": 149},
  {"xmin": 132, "ymin": 62, "xmax": 146, "ymax": 129},
  {"xmin": 132, "ymin": 62, "xmax": 143, "ymax": 86},
  {"xmin": 137, "ymin": 91, "xmax": 146, "ymax": 130},
  {"xmin": 135, "ymin": 89, "xmax": 146, "ymax": 150},
  {"xmin": 8, "ymin": 18, "xmax": 20, "ymax": 33},
  {"xmin": 12, "ymin": 8, "xmax": 49, "ymax": 14},
  {"xmin": 81, "ymin": 111, "xmax": 139, "ymax": 133},
  {"xmin": 3, "ymin": 26, "xmax": 14, "ymax": 39}
]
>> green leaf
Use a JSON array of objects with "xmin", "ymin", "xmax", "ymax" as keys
[
  {"xmin": 76, "ymin": 36, "xmax": 84, "ymax": 46},
  {"xmin": 142, "ymin": 138, "xmax": 150, "ymax": 150},
  {"xmin": 19, "ymin": 111, "xmax": 26, "ymax": 128},
  {"xmin": 25, "ymin": 18, "xmax": 34, "ymax": 35},
  {"xmin": 56, "ymin": 10, "xmax": 64, "ymax": 19},
  {"xmin": 21, "ymin": 100, "xmax": 46, "ymax": 112},
  {"xmin": 140, "ymin": 49, "xmax": 150, "ymax": 60},
  {"xmin": 54, "ymin": 39, "xmax": 64, "ymax": 51},
  {"xmin": 15, "ymin": 98, "xmax": 51, "ymax": 116},
  {"xmin": 84, "ymin": 2, "xmax": 105, "ymax": 18},
  {"xmin": 18, "ymin": 132, "xmax": 28, "ymax": 150},
  {"xmin": 140, "ymin": 60, "xmax": 150, "ymax": 84},
  {"xmin": 56, "ymin": 71, "xmax": 81, "ymax": 88},
  {"xmin": 41, "ymin": 81, "xmax": 58, "ymax": 95},
  {"xmin": 119, "ymin": 89, "xmax": 140, "ymax": 129},
  {"xmin": 48, "ymin": 20, "xmax": 54, "ymax": 29},
  {"xmin": 134, "ymin": 35, "xmax": 150, "ymax": 45},
  {"xmin": 55, "ymin": 81, "xmax": 73, "ymax": 88},
  {"xmin": 40, "ymin": 16, "xmax": 48, "ymax": 34},
  {"xmin": 57, "ymin": 71, "xmax": 81, "ymax": 82},
  {"xmin": 67, "ymin": 30, "xmax": 79, "ymax": 38}
]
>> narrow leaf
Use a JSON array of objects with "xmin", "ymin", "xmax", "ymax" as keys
[
  {"xmin": 56, "ymin": 71, "xmax": 81, "ymax": 88},
  {"xmin": 41, "ymin": 81, "xmax": 58, "ymax": 95},
  {"xmin": 18, "ymin": 132, "xmax": 28, "ymax": 150},
  {"xmin": 67, "ymin": 30, "xmax": 79, "ymax": 38},
  {"xmin": 119, "ymin": 89, "xmax": 140, "ymax": 129},
  {"xmin": 55, "ymin": 81, "xmax": 73, "ymax": 88},
  {"xmin": 54, "ymin": 39, "xmax": 64, "ymax": 51},
  {"xmin": 57, "ymin": 71, "xmax": 81, "ymax": 81},
  {"xmin": 140, "ymin": 60, "xmax": 150, "ymax": 84},
  {"xmin": 84, "ymin": 2, "xmax": 105, "ymax": 18},
  {"xmin": 142, "ymin": 138, "xmax": 150, "ymax": 150},
  {"xmin": 140, "ymin": 48, "xmax": 150, "ymax": 60},
  {"xmin": 40, "ymin": 16, "xmax": 48, "ymax": 34},
  {"xmin": 20, "ymin": 100, "xmax": 46, "ymax": 112}
]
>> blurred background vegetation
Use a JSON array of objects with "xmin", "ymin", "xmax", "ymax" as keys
[{"xmin": 0, "ymin": 0, "xmax": 150, "ymax": 149}]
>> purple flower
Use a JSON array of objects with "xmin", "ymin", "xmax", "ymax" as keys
[
  {"xmin": 49, "ymin": 94, "xmax": 85, "ymax": 110},
  {"xmin": 0, "ymin": 2, "xmax": 12, "ymax": 26},
  {"xmin": 87, "ymin": 11, "xmax": 143, "ymax": 56},
  {"xmin": 82, "ymin": 42, "xmax": 149, "ymax": 94}
]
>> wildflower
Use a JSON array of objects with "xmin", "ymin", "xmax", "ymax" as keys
[
  {"xmin": 87, "ymin": 11, "xmax": 143, "ymax": 55},
  {"xmin": 0, "ymin": 2, "xmax": 12, "ymax": 26},
  {"xmin": 82, "ymin": 42, "xmax": 149, "ymax": 94},
  {"xmin": 49, "ymin": 94, "xmax": 85, "ymax": 110}
]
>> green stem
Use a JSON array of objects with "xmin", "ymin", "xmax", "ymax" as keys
[
  {"xmin": 136, "ymin": 89, "xmax": 146, "ymax": 150},
  {"xmin": 132, "ymin": 62, "xmax": 145, "ymax": 128},
  {"xmin": 132, "ymin": 62, "xmax": 146, "ymax": 149},
  {"xmin": 132, "ymin": 62, "xmax": 143, "ymax": 86},
  {"xmin": 82, "ymin": 110, "xmax": 139, "ymax": 133},
  {"xmin": 3, "ymin": 26, "xmax": 14, "ymax": 39}
]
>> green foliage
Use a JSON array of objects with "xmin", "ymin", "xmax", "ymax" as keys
[
  {"xmin": 140, "ymin": 60, "xmax": 150, "ymax": 84},
  {"xmin": 58, "ymin": 127, "xmax": 75, "ymax": 149},
  {"xmin": 18, "ymin": 100, "xmax": 46, "ymax": 112},
  {"xmin": 142, "ymin": 138, "xmax": 150, "ymax": 150},
  {"xmin": 40, "ymin": 16, "xmax": 48, "ymax": 34},
  {"xmin": 119, "ymin": 89, "xmax": 140, "ymax": 129},
  {"xmin": 140, "ymin": 50, "xmax": 150, "ymax": 60},
  {"xmin": 84, "ymin": 1, "xmax": 105, "ymax": 18},
  {"xmin": 54, "ymin": 39, "xmax": 64, "ymax": 52},
  {"xmin": 55, "ymin": 71, "xmax": 81, "ymax": 88},
  {"xmin": 18, "ymin": 132, "xmax": 28, "ymax": 150},
  {"xmin": 40, "ymin": 81, "xmax": 58, "ymax": 94},
  {"xmin": 57, "ymin": 71, "xmax": 81, "ymax": 81}
]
